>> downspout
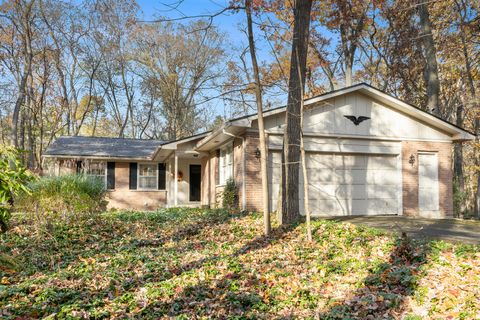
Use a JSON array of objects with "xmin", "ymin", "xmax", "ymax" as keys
[{"xmin": 223, "ymin": 129, "xmax": 247, "ymax": 211}]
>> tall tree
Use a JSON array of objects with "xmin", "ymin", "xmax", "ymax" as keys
[
  {"xmin": 134, "ymin": 21, "xmax": 225, "ymax": 140},
  {"xmin": 418, "ymin": 1, "xmax": 441, "ymax": 115},
  {"xmin": 246, "ymin": 0, "xmax": 271, "ymax": 236},
  {"xmin": 281, "ymin": 0, "xmax": 313, "ymax": 225},
  {"xmin": 4, "ymin": 0, "xmax": 35, "ymax": 148}
]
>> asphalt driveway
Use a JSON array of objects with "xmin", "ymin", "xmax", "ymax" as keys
[{"xmin": 329, "ymin": 216, "xmax": 480, "ymax": 244}]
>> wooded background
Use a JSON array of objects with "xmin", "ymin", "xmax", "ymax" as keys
[{"xmin": 0, "ymin": 0, "xmax": 478, "ymax": 216}]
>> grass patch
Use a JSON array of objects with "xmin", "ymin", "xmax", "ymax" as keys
[{"xmin": 0, "ymin": 208, "xmax": 478, "ymax": 319}]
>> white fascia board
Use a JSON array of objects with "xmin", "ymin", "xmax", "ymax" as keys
[
  {"xmin": 195, "ymin": 123, "xmax": 231, "ymax": 150},
  {"xmin": 161, "ymin": 132, "xmax": 210, "ymax": 150},
  {"xmin": 42, "ymin": 154, "xmax": 154, "ymax": 161}
]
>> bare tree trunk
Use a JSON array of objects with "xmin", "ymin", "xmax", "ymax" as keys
[
  {"xmin": 299, "ymin": 96, "xmax": 311, "ymax": 240},
  {"xmin": 453, "ymin": 101, "xmax": 465, "ymax": 212},
  {"xmin": 11, "ymin": 1, "xmax": 35, "ymax": 147},
  {"xmin": 344, "ymin": 47, "xmax": 354, "ymax": 87},
  {"xmin": 418, "ymin": 2, "xmax": 441, "ymax": 115},
  {"xmin": 475, "ymin": 117, "xmax": 480, "ymax": 218},
  {"xmin": 246, "ymin": 0, "xmax": 271, "ymax": 235},
  {"xmin": 281, "ymin": 0, "xmax": 313, "ymax": 225},
  {"xmin": 293, "ymin": 45, "xmax": 312, "ymax": 240},
  {"xmin": 39, "ymin": 0, "xmax": 70, "ymax": 136}
]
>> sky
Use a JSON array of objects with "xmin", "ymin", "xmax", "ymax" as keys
[
  {"xmin": 135, "ymin": 0, "xmax": 283, "ymax": 118},
  {"xmin": 137, "ymin": 0, "xmax": 278, "ymax": 62},
  {"xmin": 137, "ymin": 0, "xmax": 248, "ymax": 45}
]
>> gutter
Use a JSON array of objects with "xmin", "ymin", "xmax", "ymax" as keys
[
  {"xmin": 42, "ymin": 154, "xmax": 155, "ymax": 161},
  {"xmin": 195, "ymin": 123, "xmax": 232, "ymax": 150},
  {"xmin": 222, "ymin": 129, "xmax": 247, "ymax": 211}
]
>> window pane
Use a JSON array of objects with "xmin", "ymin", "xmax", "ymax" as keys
[
  {"xmin": 139, "ymin": 176, "xmax": 157, "ymax": 189},
  {"xmin": 138, "ymin": 164, "xmax": 157, "ymax": 189},
  {"xmin": 85, "ymin": 162, "xmax": 106, "ymax": 187},
  {"xmin": 139, "ymin": 164, "xmax": 156, "ymax": 177},
  {"xmin": 219, "ymin": 144, "xmax": 233, "ymax": 185},
  {"xmin": 226, "ymin": 163, "xmax": 233, "ymax": 180}
]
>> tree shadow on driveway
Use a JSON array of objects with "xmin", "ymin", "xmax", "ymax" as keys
[{"xmin": 328, "ymin": 216, "xmax": 480, "ymax": 244}]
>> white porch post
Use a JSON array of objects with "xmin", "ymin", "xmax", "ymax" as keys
[{"xmin": 174, "ymin": 152, "xmax": 178, "ymax": 207}]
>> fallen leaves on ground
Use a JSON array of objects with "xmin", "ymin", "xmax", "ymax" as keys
[{"xmin": 0, "ymin": 208, "xmax": 478, "ymax": 319}]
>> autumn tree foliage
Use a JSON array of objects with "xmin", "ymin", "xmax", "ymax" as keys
[{"xmin": 0, "ymin": 0, "xmax": 225, "ymax": 168}]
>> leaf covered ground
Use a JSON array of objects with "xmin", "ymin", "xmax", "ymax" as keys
[{"xmin": 0, "ymin": 208, "xmax": 478, "ymax": 319}]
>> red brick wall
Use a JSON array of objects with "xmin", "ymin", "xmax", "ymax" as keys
[
  {"xmin": 202, "ymin": 137, "xmax": 245, "ymax": 208},
  {"xmin": 244, "ymin": 132, "xmax": 263, "ymax": 211},
  {"xmin": 106, "ymin": 161, "xmax": 167, "ymax": 210},
  {"xmin": 402, "ymin": 141, "xmax": 453, "ymax": 217},
  {"xmin": 201, "ymin": 151, "xmax": 218, "ymax": 207},
  {"xmin": 54, "ymin": 160, "xmax": 167, "ymax": 210}
]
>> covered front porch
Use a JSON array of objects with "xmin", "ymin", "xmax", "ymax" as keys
[{"xmin": 155, "ymin": 134, "xmax": 209, "ymax": 208}]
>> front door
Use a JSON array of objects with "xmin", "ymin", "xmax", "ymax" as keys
[
  {"xmin": 189, "ymin": 165, "xmax": 201, "ymax": 202},
  {"xmin": 418, "ymin": 153, "xmax": 440, "ymax": 217}
]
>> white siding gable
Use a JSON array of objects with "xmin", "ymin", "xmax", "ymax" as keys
[{"xmin": 259, "ymin": 92, "xmax": 452, "ymax": 141}]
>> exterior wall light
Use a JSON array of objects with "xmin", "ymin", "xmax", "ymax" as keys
[
  {"xmin": 255, "ymin": 148, "xmax": 261, "ymax": 159},
  {"xmin": 409, "ymin": 154, "xmax": 415, "ymax": 166}
]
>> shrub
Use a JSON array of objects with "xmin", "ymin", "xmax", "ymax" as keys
[
  {"xmin": 0, "ymin": 145, "xmax": 34, "ymax": 233},
  {"xmin": 16, "ymin": 174, "xmax": 107, "ymax": 221},
  {"xmin": 222, "ymin": 178, "xmax": 238, "ymax": 211}
]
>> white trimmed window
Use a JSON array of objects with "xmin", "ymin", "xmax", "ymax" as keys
[
  {"xmin": 219, "ymin": 144, "xmax": 233, "ymax": 185},
  {"xmin": 138, "ymin": 164, "xmax": 157, "ymax": 190},
  {"xmin": 85, "ymin": 162, "xmax": 106, "ymax": 186}
]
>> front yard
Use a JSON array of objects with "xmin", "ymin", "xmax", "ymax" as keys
[{"xmin": 0, "ymin": 208, "xmax": 479, "ymax": 319}]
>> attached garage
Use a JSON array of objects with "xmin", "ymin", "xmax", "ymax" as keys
[
  {"xmin": 198, "ymin": 83, "xmax": 474, "ymax": 217},
  {"xmin": 268, "ymin": 139, "xmax": 402, "ymax": 216}
]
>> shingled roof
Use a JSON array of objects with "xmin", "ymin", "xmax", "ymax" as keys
[{"xmin": 44, "ymin": 136, "xmax": 166, "ymax": 159}]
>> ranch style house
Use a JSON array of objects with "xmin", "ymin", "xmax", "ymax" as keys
[{"xmin": 44, "ymin": 83, "xmax": 475, "ymax": 218}]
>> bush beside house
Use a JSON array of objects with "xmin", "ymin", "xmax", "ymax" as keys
[{"xmin": 16, "ymin": 174, "xmax": 107, "ymax": 220}]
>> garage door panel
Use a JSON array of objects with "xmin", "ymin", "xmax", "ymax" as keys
[
  {"xmin": 270, "ymin": 151, "xmax": 400, "ymax": 216},
  {"xmin": 367, "ymin": 185, "xmax": 398, "ymax": 199},
  {"xmin": 366, "ymin": 199, "xmax": 398, "ymax": 215},
  {"xmin": 367, "ymin": 156, "xmax": 397, "ymax": 169},
  {"xmin": 307, "ymin": 154, "xmax": 335, "ymax": 169},
  {"xmin": 335, "ymin": 184, "xmax": 367, "ymax": 200},
  {"xmin": 367, "ymin": 170, "xmax": 399, "ymax": 185},
  {"xmin": 308, "ymin": 170, "xmax": 336, "ymax": 183},
  {"xmin": 307, "ymin": 153, "xmax": 400, "ymax": 216},
  {"xmin": 336, "ymin": 169, "xmax": 367, "ymax": 184},
  {"xmin": 308, "ymin": 184, "xmax": 337, "ymax": 199},
  {"xmin": 351, "ymin": 200, "xmax": 368, "ymax": 215},
  {"xmin": 310, "ymin": 199, "xmax": 344, "ymax": 216},
  {"xmin": 336, "ymin": 155, "xmax": 367, "ymax": 168}
]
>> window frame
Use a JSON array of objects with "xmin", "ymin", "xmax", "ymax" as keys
[
  {"xmin": 218, "ymin": 142, "xmax": 233, "ymax": 186},
  {"xmin": 84, "ymin": 161, "xmax": 108, "ymax": 189},
  {"xmin": 137, "ymin": 163, "xmax": 159, "ymax": 190}
]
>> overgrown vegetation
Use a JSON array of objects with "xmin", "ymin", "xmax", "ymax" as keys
[
  {"xmin": 15, "ymin": 174, "xmax": 107, "ymax": 225},
  {"xmin": 221, "ymin": 177, "xmax": 238, "ymax": 211},
  {"xmin": 0, "ymin": 208, "xmax": 478, "ymax": 319},
  {"xmin": 0, "ymin": 146, "xmax": 34, "ymax": 233}
]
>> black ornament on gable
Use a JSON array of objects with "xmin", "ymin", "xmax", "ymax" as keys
[{"xmin": 344, "ymin": 115, "xmax": 370, "ymax": 126}]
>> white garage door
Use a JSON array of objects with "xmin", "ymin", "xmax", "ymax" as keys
[{"xmin": 269, "ymin": 152, "xmax": 401, "ymax": 216}]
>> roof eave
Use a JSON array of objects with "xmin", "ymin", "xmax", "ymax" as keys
[
  {"xmin": 160, "ymin": 131, "xmax": 211, "ymax": 150},
  {"xmin": 227, "ymin": 83, "xmax": 474, "ymax": 141},
  {"xmin": 195, "ymin": 120, "xmax": 252, "ymax": 151},
  {"xmin": 42, "ymin": 154, "xmax": 156, "ymax": 161},
  {"xmin": 195, "ymin": 123, "xmax": 232, "ymax": 150}
]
